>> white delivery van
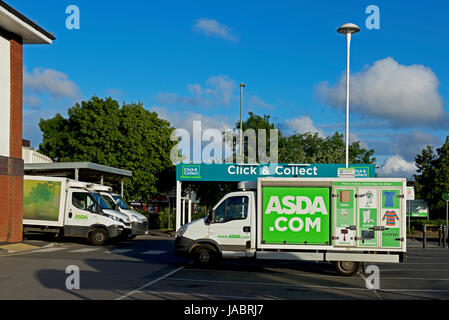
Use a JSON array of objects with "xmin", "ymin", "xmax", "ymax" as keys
[
  {"xmin": 23, "ymin": 176, "xmax": 132, "ymax": 246},
  {"xmin": 174, "ymin": 177, "xmax": 407, "ymax": 276},
  {"xmin": 87, "ymin": 184, "xmax": 148, "ymax": 238}
]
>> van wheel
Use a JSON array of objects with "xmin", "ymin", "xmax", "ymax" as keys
[
  {"xmin": 193, "ymin": 245, "xmax": 218, "ymax": 267},
  {"xmin": 335, "ymin": 261, "xmax": 360, "ymax": 276},
  {"xmin": 89, "ymin": 229, "xmax": 108, "ymax": 246}
]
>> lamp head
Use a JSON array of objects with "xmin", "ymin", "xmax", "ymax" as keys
[{"xmin": 337, "ymin": 23, "xmax": 360, "ymax": 35}]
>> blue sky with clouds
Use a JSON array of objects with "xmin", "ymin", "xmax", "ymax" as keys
[{"xmin": 11, "ymin": 0, "xmax": 449, "ymax": 178}]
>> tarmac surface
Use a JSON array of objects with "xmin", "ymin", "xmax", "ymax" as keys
[{"xmin": 0, "ymin": 234, "xmax": 448, "ymax": 300}]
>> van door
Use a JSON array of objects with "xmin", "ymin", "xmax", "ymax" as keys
[
  {"xmin": 332, "ymin": 187, "xmax": 357, "ymax": 247},
  {"xmin": 356, "ymin": 187, "xmax": 379, "ymax": 248},
  {"xmin": 380, "ymin": 188, "xmax": 403, "ymax": 249},
  {"xmin": 209, "ymin": 193, "xmax": 251, "ymax": 254},
  {"xmin": 65, "ymin": 190, "xmax": 98, "ymax": 237}
]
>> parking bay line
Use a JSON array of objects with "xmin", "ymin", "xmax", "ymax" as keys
[
  {"xmin": 141, "ymin": 250, "xmax": 166, "ymax": 255},
  {"xmin": 31, "ymin": 247, "xmax": 67, "ymax": 253},
  {"xmin": 165, "ymin": 277, "xmax": 370, "ymax": 291},
  {"xmin": 115, "ymin": 265, "xmax": 188, "ymax": 300},
  {"xmin": 138, "ymin": 291, "xmax": 275, "ymax": 300},
  {"xmin": 165, "ymin": 277, "xmax": 449, "ymax": 293},
  {"xmin": 69, "ymin": 248, "xmax": 101, "ymax": 253},
  {"xmin": 106, "ymin": 249, "xmax": 133, "ymax": 254}
]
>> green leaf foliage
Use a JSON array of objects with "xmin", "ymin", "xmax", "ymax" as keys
[
  {"xmin": 38, "ymin": 96, "xmax": 176, "ymax": 202},
  {"xmin": 414, "ymin": 137, "xmax": 449, "ymax": 218}
]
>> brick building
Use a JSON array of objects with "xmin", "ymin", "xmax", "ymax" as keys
[{"xmin": 0, "ymin": 1, "xmax": 54, "ymax": 242}]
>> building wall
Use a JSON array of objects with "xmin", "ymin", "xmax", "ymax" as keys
[
  {"xmin": 0, "ymin": 29, "xmax": 23, "ymax": 243},
  {"xmin": 0, "ymin": 33, "xmax": 10, "ymax": 157},
  {"xmin": 22, "ymin": 147, "xmax": 53, "ymax": 164}
]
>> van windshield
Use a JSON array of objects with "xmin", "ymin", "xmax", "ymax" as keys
[
  {"xmin": 91, "ymin": 193, "xmax": 111, "ymax": 210},
  {"xmin": 112, "ymin": 195, "xmax": 130, "ymax": 210}
]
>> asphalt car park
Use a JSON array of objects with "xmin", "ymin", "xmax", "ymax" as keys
[{"xmin": 0, "ymin": 235, "xmax": 448, "ymax": 300}]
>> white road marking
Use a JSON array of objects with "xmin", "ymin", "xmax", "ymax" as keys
[
  {"xmin": 106, "ymin": 249, "xmax": 133, "ymax": 254},
  {"xmin": 164, "ymin": 277, "xmax": 449, "ymax": 293},
  {"xmin": 115, "ymin": 265, "xmax": 187, "ymax": 300},
  {"xmin": 32, "ymin": 247, "xmax": 66, "ymax": 253},
  {"xmin": 141, "ymin": 250, "xmax": 166, "ymax": 255},
  {"xmin": 140, "ymin": 291, "xmax": 274, "ymax": 300},
  {"xmin": 69, "ymin": 248, "xmax": 101, "ymax": 253}
]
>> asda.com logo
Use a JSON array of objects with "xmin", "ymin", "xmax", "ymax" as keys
[{"xmin": 265, "ymin": 195, "xmax": 328, "ymax": 233}]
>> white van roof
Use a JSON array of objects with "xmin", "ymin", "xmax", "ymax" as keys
[
  {"xmin": 88, "ymin": 184, "xmax": 113, "ymax": 192},
  {"xmin": 237, "ymin": 181, "xmax": 257, "ymax": 190}
]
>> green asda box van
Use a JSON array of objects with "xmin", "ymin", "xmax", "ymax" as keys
[{"xmin": 174, "ymin": 177, "xmax": 407, "ymax": 276}]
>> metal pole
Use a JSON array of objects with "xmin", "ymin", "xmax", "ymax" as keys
[
  {"xmin": 188, "ymin": 199, "xmax": 192, "ymax": 224},
  {"xmin": 176, "ymin": 181, "xmax": 181, "ymax": 231},
  {"xmin": 444, "ymin": 225, "xmax": 447, "ymax": 249},
  {"xmin": 407, "ymin": 199, "xmax": 410, "ymax": 232},
  {"xmin": 239, "ymin": 83, "xmax": 245, "ymax": 161},
  {"xmin": 181, "ymin": 199, "xmax": 185, "ymax": 226},
  {"xmin": 120, "ymin": 178, "xmax": 124, "ymax": 198},
  {"xmin": 168, "ymin": 197, "xmax": 171, "ymax": 230},
  {"xmin": 74, "ymin": 168, "xmax": 79, "ymax": 181},
  {"xmin": 423, "ymin": 225, "xmax": 427, "ymax": 249},
  {"xmin": 345, "ymin": 32, "xmax": 351, "ymax": 169},
  {"xmin": 446, "ymin": 200, "xmax": 448, "ymax": 248}
]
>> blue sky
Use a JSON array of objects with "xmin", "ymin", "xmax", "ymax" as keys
[{"xmin": 11, "ymin": 0, "xmax": 449, "ymax": 178}]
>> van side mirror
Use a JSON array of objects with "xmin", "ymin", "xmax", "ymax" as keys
[{"xmin": 207, "ymin": 210, "xmax": 215, "ymax": 224}]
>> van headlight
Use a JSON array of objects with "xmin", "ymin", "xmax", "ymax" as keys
[
  {"xmin": 176, "ymin": 225, "xmax": 188, "ymax": 238},
  {"xmin": 104, "ymin": 213, "xmax": 120, "ymax": 222}
]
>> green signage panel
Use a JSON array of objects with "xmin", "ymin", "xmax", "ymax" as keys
[
  {"xmin": 262, "ymin": 187, "xmax": 330, "ymax": 245},
  {"xmin": 177, "ymin": 163, "xmax": 375, "ymax": 181},
  {"xmin": 407, "ymin": 199, "xmax": 429, "ymax": 218}
]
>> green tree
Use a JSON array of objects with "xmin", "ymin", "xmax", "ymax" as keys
[
  {"xmin": 39, "ymin": 96, "xmax": 176, "ymax": 202},
  {"xmin": 280, "ymin": 132, "xmax": 375, "ymax": 164},
  {"xmin": 415, "ymin": 137, "xmax": 449, "ymax": 218}
]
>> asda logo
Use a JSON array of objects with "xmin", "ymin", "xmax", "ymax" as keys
[
  {"xmin": 262, "ymin": 187, "xmax": 330, "ymax": 244},
  {"xmin": 265, "ymin": 196, "xmax": 328, "ymax": 215}
]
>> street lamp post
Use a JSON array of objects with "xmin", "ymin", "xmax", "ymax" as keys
[
  {"xmin": 337, "ymin": 23, "xmax": 360, "ymax": 168},
  {"xmin": 239, "ymin": 82, "xmax": 246, "ymax": 161}
]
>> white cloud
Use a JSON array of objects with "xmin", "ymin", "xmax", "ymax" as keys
[
  {"xmin": 24, "ymin": 67, "xmax": 79, "ymax": 99},
  {"xmin": 316, "ymin": 57, "xmax": 447, "ymax": 127},
  {"xmin": 151, "ymin": 106, "xmax": 233, "ymax": 132},
  {"xmin": 23, "ymin": 95, "xmax": 42, "ymax": 108},
  {"xmin": 377, "ymin": 155, "xmax": 417, "ymax": 178},
  {"xmin": 193, "ymin": 18, "xmax": 238, "ymax": 42},
  {"xmin": 157, "ymin": 75, "xmax": 237, "ymax": 108},
  {"xmin": 285, "ymin": 116, "xmax": 325, "ymax": 137},
  {"xmin": 249, "ymin": 96, "xmax": 273, "ymax": 110}
]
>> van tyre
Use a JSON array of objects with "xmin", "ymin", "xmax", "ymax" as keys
[
  {"xmin": 335, "ymin": 261, "xmax": 360, "ymax": 276},
  {"xmin": 89, "ymin": 228, "xmax": 108, "ymax": 246},
  {"xmin": 192, "ymin": 245, "xmax": 218, "ymax": 267}
]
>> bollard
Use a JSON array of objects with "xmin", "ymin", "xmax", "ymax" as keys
[
  {"xmin": 443, "ymin": 226, "xmax": 447, "ymax": 248},
  {"xmin": 423, "ymin": 225, "xmax": 427, "ymax": 249},
  {"xmin": 439, "ymin": 225, "xmax": 443, "ymax": 247}
]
